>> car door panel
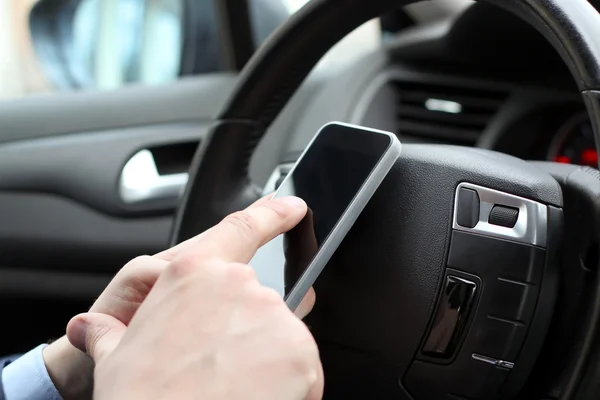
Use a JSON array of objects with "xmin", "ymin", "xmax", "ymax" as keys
[
  {"xmin": 0, "ymin": 69, "xmax": 324, "ymax": 352},
  {"xmin": 0, "ymin": 123, "xmax": 205, "ymax": 216},
  {"xmin": 0, "ymin": 75, "xmax": 238, "ymax": 281},
  {"xmin": 0, "ymin": 74, "xmax": 237, "ymax": 143},
  {"xmin": 0, "ymin": 74, "xmax": 238, "ymax": 351},
  {"xmin": 0, "ymin": 192, "xmax": 172, "ymax": 273}
]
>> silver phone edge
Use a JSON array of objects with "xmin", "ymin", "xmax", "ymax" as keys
[{"xmin": 283, "ymin": 122, "xmax": 402, "ymax": 311}]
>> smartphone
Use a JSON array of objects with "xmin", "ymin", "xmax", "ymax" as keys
[{"xmin": 249, "ymin": 122, "xmax": 402, "ymax": 311}]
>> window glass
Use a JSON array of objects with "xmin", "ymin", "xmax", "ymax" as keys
[
  {"xmin": 0, "ymin": 0, "xmax": 312, "ymax": 99},
  {"xmin": 71, "ymin": 0, "xmax": 184, "ymax": 89}
]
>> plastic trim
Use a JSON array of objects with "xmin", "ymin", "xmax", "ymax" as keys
[{"xmin": 452, "ymin": 182, "xmax": 548, "ymax": 247}]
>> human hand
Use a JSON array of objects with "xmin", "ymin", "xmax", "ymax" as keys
[
  {"xmin": 45, "ymin": 195, "xmax": 316, "ymax": 399},
  {"xmin": 42, "ymin": 246, "xmax": 169, "ymax": 399},
  {"xmin": 67, "ymin": 196, "xmax": 323, "ymax": 400}
]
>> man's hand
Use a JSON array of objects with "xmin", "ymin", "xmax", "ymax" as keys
[
  {"xmin": 67, "ymin": 196, "xmax": 323, "ymax": 400},
  {"xmin": 42, "ymin": 244, "xmax": 169, "ymax": 399},
  {"xmin": 44, "ymin": 195, "xmax": 316, "ymax": 400}
]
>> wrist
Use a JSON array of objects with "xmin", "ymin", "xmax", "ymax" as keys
[{"xmin": 43, "ymin": 336, "xmax": 94, "ymax": 400}]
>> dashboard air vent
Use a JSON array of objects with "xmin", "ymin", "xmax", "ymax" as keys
[{"xmin": 392, "ymin": 81, "xmax": 507, "ymax": 146}]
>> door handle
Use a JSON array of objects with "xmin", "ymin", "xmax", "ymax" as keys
[{"xmin": 119, "ymin": 149, "xmax": 189, "ymax": 204}]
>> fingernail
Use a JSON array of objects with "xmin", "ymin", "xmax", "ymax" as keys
[{"xmin": 279, "ymin": 196, "xmax": 306, "ymax": 209}]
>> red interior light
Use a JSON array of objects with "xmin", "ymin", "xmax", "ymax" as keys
[{"xmin": 581, "ymin": 149, "xmax": 598, "ymax": 166}]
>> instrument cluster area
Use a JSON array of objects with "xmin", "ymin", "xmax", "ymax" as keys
[{"xmin": 342, "ymin": 2, "xmax": 598, "ymax": 169}]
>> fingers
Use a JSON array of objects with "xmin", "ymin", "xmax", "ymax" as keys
[
  {"xmin": 153, "ymin": 193, "xmax": 282, "ymax": 262},
  {"xmin": 66, "ymin": 313, "xmax": 127, "ymax": 365},
  {"xmin": 90, "ymin": 256, "xmax": 168, "ymax": 325},
  {"xmin": 295, "ymin": 287, "xmax": 316, "ymax": 319},
  {"xmin": 188, "ymin": 196, "xmax": 307, "ymax": 264}
]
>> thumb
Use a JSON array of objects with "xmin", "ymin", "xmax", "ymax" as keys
[{"xmin": 66, "ymin": 312, "xmax": 127, "ymax": 364}]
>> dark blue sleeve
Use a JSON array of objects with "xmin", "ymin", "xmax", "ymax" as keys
[{"xmin": 0, "ymin": 355, "xmax": 22, "ymax": 400}]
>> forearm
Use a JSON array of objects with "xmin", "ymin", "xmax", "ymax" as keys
[{"xmin": 43, "ymin": 337, "xmax": 94, "ymax": 400}]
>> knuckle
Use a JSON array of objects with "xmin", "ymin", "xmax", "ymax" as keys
[
  {"xmin": 254, "ymin": 286, "xmax": 285, "ymax": 307},
  {"xmin": 166, "ymin": 254, "xmax": 198, "ymax": 278},
  {"xmin": 223, "ymin": 211, "xmax": 258, "ymax": 237},
  {"xmin": 121, "ymin": 255, "xmax": 153, "ymax": 274},
  {"xmin": 167, "ymin": 253, "xmax": 227, "ymax": 282},
  {"xmin": 293, "ymin": 358, "xmax": 320, "ymax": 389},
  {"xmin": 224, "ymin": 263, "xmax": 257, "ymax": 285},
  {"xmin": 101, "ymin": 255, "xmax": 157, "ymax": 307}
]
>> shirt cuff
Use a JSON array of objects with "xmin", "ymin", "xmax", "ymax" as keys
[{"xmin": 1, "ymin": 344, "xmax": 63, "ymax": 400}]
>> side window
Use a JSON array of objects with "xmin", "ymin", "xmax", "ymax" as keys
[
  {"xmin": 0, "ymin": 0, "xmax": 311, "ymax": 99},
  {"xmin": 69, "ymin": 0, "xmax": 184, "ymax": 89}
]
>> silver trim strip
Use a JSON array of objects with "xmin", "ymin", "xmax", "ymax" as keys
[
  {"xmin": 452, "ymin": 183, "xmax": 548, "ymax": 247},
  {"xmin": 119, "ymin": 149, "xmax": 189, "ymax": 204},
  {"xmin": 472, "ymin": 353, "xmax": 515, "ymax": 370}
]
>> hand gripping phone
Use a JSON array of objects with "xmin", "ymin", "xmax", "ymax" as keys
[{"xmin": 250, "ymin": 122, "xmax": 402, "ymax": 311}]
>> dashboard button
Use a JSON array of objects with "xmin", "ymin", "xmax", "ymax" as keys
[
  {"xmin": 456, "ymin": 188, "xmax": 480, "ymax": 228},
  {"xmin": 422, "ymin": 275, "xmax": 477, "ymax": 358},
  {"xmin": 488, "ymin": 205, "xmax": 519, "ymax": 228}
]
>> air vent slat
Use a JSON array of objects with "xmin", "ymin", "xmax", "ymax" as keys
[
  {"xmin": 397, "ymin": 121, "xmax": 481, "ymax": 143},
  {"xmin": 399, "ymin": 91, "xmax": 503, "ymax": 110},
  {"xmin": 391, "ymin": 80, "xmax": 507, "ymax": 146},
  {"xmin": 397, "ymin": 105, "xmax": 491, "ymax": 127}
]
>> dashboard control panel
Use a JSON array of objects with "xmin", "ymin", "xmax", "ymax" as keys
[{"xmin": 404, "ymin": 183, "xmax": 560, "ymax": 399}]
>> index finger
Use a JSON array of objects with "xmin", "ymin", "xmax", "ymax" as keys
[
  {"xmin": 154, "ymin": 193, "xmax": 276, "ymax": 261},
  {"xmin": 181, "ymin": 196, "xmax": 308, "ymax": 264}
]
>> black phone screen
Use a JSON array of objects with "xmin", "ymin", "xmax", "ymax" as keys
[{"xmin": 249, "ymin": 124, "xmax": 392, "ymax": 299}]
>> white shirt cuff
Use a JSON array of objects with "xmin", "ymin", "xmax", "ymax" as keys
[{"xmin": 1, "ymin": 344, "xmax": 63, "ymax": 400}]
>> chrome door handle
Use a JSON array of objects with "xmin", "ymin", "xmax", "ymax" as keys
[{"xmin": 119, "ymin": 149, "xmax": 189, "ymax": 204}]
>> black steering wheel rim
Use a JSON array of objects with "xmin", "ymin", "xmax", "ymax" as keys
[
  {"xmin": 171, "ymin": 0, "xmax": 600, "ymax": 398},
  {"xmin": 172, "ymin": 0, "xmax": 600, "ymax": 245}
]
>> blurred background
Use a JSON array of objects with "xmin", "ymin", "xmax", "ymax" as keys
[
  {"xmin": 0, "ymin": 0, "xmax": 315, "ymax": 99},
  {"xmin": 0, "ymin": 0, "xmax": 469, "ymax": 100},
  {"xmin": 0, "ymin": 0, "xmax": 50, "ymax": 99}
]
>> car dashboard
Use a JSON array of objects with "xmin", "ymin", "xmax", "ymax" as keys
[
  {"xmin": 280, "ymin": 2, "xmax": 596, "ymax": 170},
  {"xmin": 0, "ymin": 0, "xmax": 597, "ymax": 356}
]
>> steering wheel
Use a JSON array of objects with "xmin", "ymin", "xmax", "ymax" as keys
[{"xmin": 170, "ymin": 0, "xmax": 600, "ymax": 398}]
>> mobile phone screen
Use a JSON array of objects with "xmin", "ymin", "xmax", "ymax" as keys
[{"xmin": 249, "ymin": 124, "xmax": 393, "ymax": 299}]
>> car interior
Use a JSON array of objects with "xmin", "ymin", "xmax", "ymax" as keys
[{"xmin": 1, "ymin": 0, "xmax": 600, "ymax": 398}]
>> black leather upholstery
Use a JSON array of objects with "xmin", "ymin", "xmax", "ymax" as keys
[{"xmin": 529, "ymin": 162, "xmax": 600, "ymax": 399}]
